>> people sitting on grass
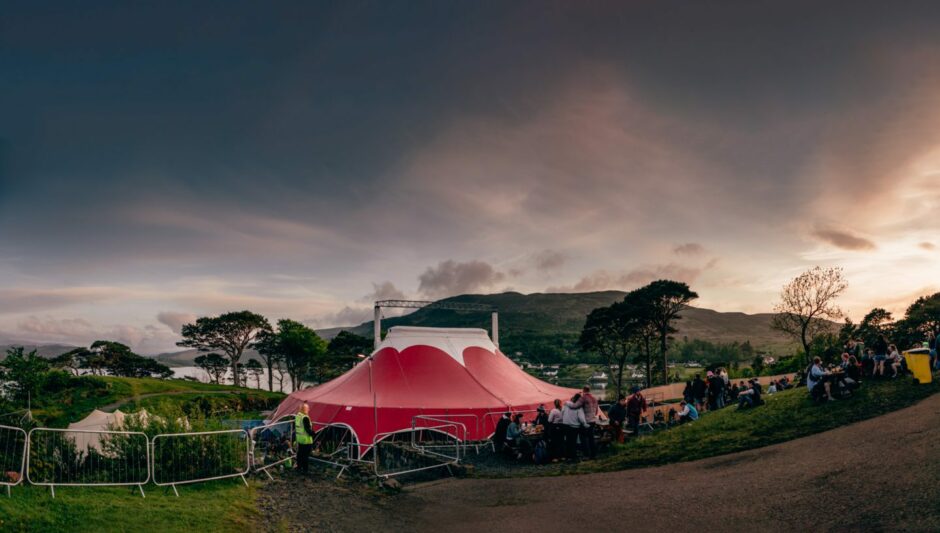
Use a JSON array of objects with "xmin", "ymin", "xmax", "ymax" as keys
[
  {"xmin": 676, "ymin": 400, "xmax": 699, "ymax": 423},
  {"xmin": 729, "ymin": 381, "xmax": 740, "ymax": 402},
  {"xmin": 767, "ymin": 380, "xmax": 777, "ymax": 395},
  {"xmin": 807, "ymin": 356, "xmax": 833, "ymax": 401},
  {"xmin": 737, "ymin": 378, "xmax": 763, "ymax": 409},
  {"xmin": 607, "ymin": 394, "xmax": 627, "ymax": 443},
  {"xmin": 561, "ymin": 393, "xmax": 587, "ymax": 461}
]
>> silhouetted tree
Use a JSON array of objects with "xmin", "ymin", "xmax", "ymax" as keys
[
  {"xmin": 178, "ymin": 311, "xmax": 271, "ymax": 387},
  {"xmin": 771, "ymin": 266, "xmax": 847, "ymax": 364}
]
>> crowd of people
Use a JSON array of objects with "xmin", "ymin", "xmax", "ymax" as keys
[{"xmin": 491, "ymin": 331, "xmax": 940, "ymax": 465}]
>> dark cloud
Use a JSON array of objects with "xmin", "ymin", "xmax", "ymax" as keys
[
  {"xmin": 673, "ymin": 243, "xmax": 705, "ymax": 256},
  {"xmin": 811, "ymin": 227, "xmax": 877, "ymax": 251},
  {"xmin": 418, "ymin": 260, "xmax": 506, "ymax": 298}
]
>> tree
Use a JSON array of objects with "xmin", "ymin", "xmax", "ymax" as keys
[
  {"xmin": 327, "ymin": 331, "xmax": 373, "ymax": 360},
  {"xmin": 194, "ymin": 353, "xmax": 229, "ymax": 384},
  {"xmin": 245, "ymin": 359, "xmax": 264, "ymax": 389},
  {"xmin": 178, "ymin": 311, "xmax": 272, "ymax": 387},
  {"xmin": 771, "ymin": 266, "xmax": 847, "ymax": 365},
  {"xmin": 0, "ymin": 347, "xmax": 50, "ymax": 403},
  {"xmin": 85, "ymin": 340, "xmax": 172, "ymax": 378},
  {"xmin": 579, "ymin": 305, "xmax": 628, "ymax": 395},
  {"xmin": 50, "ymin": 348, "xmax": 85, "ymax": 376},
  {"xmin": 751, "ymin": 355, "xmax": 765, "ymax": 376},
  {"xmin": 260, "ymin": 319, "xmax": 328, "ymax": 392},
  {"xmin": 856, "ymin": 308, "xmax": 893, "ymax": 347},
  {"xmin": 253, "ymin": 329, "xmax": 283, "ymax": 392},
  {"xmin": 903, "ymin": 292, "xmax": 940, "ymax": 334},
  {"xmin": 635, "ymin": 280, "xmax": 698, "ymax": 385}
]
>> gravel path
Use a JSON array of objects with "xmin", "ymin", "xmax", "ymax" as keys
[{"xmin": 259, "ymin": 393, "xmax": 940, "ymax": 532}]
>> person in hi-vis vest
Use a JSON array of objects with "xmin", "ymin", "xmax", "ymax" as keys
[{"xmin": 294, "ymin": 403, "xmax": 314, "ymax": 473}]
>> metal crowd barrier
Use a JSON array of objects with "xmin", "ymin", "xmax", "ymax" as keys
[
  {"xmin": 0, "ymin": 424, "xmax": 28, "ymax": 497},
  {"xmin": 151, "ymin": 429, "xmax": 250, "ymax": 497},
  {"xmin": 249, "ymin": 418, "xmax": 295, "ymax": 480},
  {"xmin": 306, "ymin": 421, "xmax": 357, "ymax": 478},
  {"xmin": 26, "ymin": 428, "xmax": 150, "ymax": 498},
  {"xmin": 371, "ymin": 423, "xmax": 461, "ymax": 479}
]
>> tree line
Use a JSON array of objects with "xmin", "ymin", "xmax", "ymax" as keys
[
  {"xmin": 180, "ymin": 311, "xmax": 372, "ymax": 392},
  {"xmin": 577, "ymin": 279, "xmax": 698, "ymax": 394}
]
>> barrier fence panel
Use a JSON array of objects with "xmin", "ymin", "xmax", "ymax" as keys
[
  {"xmin": 151, "ymin": 429, "xmax": 250, "ymax": 497},
  {"xmin": 412, "ymin": 416, "xmax": 470, "ymax": 456},
  {"xmin": 26, "ymin": 428, "xmax": 150, "ymax": 498},
  {"xmin": 0, "ymin": 424, "xmax": 28, "ymax": 497},
  {"xmin": 372, "ymin": 425, "xmax": 461, "ymax": 479},
  {"xmin": 249, "ymin": 418, "xmax": 295, "ymax": 480}
]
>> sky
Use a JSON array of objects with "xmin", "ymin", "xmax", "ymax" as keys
[{"xmin": 1, "ymin": 1, "xmax": 939, "ymax": 353}]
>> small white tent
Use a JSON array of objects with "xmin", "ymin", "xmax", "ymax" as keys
[{"xmin": 66, "ymin": 409, "xmax": 153, "ymax": 453}]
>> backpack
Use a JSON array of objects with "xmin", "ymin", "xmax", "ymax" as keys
[{"xmin": 533, "ymin": 439, "xmax": 549, "ymax": 464}]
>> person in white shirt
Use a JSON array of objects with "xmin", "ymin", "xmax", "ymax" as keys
[
  {"xmin": 806, "ymin": 357, "xmax": 832, "ymax": 401},
  {"xmin": 561, "ymin": 394, "xmax": 587, "ymax": 461},
  {"xmin": 676, "ymin": 400, "xmax": 698, "ymax": 423},
  {"xmin": 547, "ymin": 399, "xmax": 564, "ymax": 459}
]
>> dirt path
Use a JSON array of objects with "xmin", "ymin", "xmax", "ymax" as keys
[{"xmin": 278, "ymin": 393, "xmax": 940, "ymax": 532}]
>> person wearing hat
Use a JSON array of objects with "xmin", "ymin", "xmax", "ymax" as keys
[
  {"xmin": 607, "ymin": 394, "xmax": 628, "ymax": 443},
  {"xmin": 533, "ymin": 404, "xmax": 549, "ymax": 428},
  {"xmin": 625, "ymin": 386, "xmax": 647, "ymax": 438}
]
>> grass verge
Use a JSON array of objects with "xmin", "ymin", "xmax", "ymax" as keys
[{"xmin": 0, "ymin": 479, "xmax": 260, "ymax": 533}]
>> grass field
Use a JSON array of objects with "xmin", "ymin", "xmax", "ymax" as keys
[
  {"xmin": 33, "ymin": 376, "xmax": 284, "ymax": 427},
  {"xmin": 0, "ymin": 480, "xmax": 260, "ymax": 532}
]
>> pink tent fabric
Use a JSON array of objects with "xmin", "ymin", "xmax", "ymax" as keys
[{"xmin": 270, "ymin": 327, "xmax": 577, "ymax": 452}]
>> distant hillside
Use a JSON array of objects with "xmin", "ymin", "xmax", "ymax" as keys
[
  {"xmin": 340, "ymin": 291, "xmax": 802, "ymax": 358},
  {"xmin": 0, "ymin": 342, "xmax": 80, "ymax": 359},
  {"xmin": 153, "ymin": 348, "xmax": 264, "ymax": 368}
]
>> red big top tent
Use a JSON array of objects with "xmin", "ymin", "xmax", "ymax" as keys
[{"xmin": 270, "ymin": 326, "xmax": 577, "ymax": 454}]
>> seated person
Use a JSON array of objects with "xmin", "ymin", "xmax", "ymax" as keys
[
  {"xmin": 806, "ymin": 357, "xmax": 832, "ymax": 401},
  {"xmin": 767, "ymin": 381, "xmax": 778, "ymax": 395},
  {"xmin": 533, "ymin": 404, "xmax": 549, "ymax": 428},
  {"xmin": 887, "ymin": 345, "xmax": 902, "ymax": 378},
  {"xmin": 737, "ymin": 379, "xmax": 763, "ymax": 408},
  {"xmin": 676, "ymin": 400, "xmax": 698, "ymax": 423},
  {"xmin": 505, "ymin": 413, "xmax": 528, "ymax": 459}
]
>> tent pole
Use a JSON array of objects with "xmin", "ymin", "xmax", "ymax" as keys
[
  {"xmin": 491, "ymin": 312, "xmax": 499, "ymax": 348},
  {"xmin": 374, "ymin": 305, "xmax": 381, "ymax": 350}
]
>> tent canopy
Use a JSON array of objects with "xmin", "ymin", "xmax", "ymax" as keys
[{"xmin": 271, "ymin": 326, "xmax": 577, "ymax": 450}]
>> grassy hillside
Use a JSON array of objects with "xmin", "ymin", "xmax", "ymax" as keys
[
  {"xmin": 30, "ymin": 375, "xmax": 284, "ymax": 427},
  {"xmin": 341, "ymin": 291, "xmax": 802, "ymax": 360}
]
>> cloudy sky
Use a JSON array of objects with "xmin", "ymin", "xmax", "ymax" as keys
[{"xmin": 2, "ymin": 1, "xmax": 939, "ymax": 353}]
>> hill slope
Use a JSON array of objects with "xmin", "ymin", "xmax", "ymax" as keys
[{"xmin": 342, "ymin": 291, "xmax": 799, "ymax": 358}]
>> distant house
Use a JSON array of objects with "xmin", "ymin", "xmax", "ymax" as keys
[{"xmin": 762, "ymin": 356, "xmax": 776, "ymax": 365}]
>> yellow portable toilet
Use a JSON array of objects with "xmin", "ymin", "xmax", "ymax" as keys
[{"xmin": 902, "ymin": 347, "xmax": 932, "ymax": 384}]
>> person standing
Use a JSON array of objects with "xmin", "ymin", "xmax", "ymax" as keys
[
  {"xmin": 625, "ymin": 386, "xmax": 647, "ymax": 438},
  {"xmin": 607, "ymin": 394, "xmax": 628, "ymax": 443},
  {"xmin": 493, "ymin": 412, "xmax": 511, "ymax": 453},
  {"xmin": 572, "ymin": 385, "xmax": 601, "ymax": 460},
  {"xmin": 547, "ymin": 399, "xmax": 564, "ymax": 460},
  {"xmin": 294, "ymin": 403, "xmax": 315, "ymax": 474},
  {"xmin": 928, "ymin": 330, "xmax": 937, "ymax": 370},
  {"xmin": 561, "ymin": 394, "xmax": 586, "ymax": 461},
  {"xmin": 691, "ymin": 374, "xmax": 707, "ymax": 412}
]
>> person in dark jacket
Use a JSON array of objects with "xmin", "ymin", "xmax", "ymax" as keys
[
  {"xmin": 682, "ymin": 381, "xmax": 694, "ymax": 404},
  {"xmin": 493, "ymin": 413, "xmax": 511, "ymax": 453},
  {"xmin": 707, "ymin": 371, "xmax": 725, "ymax": 410},
  {"xmin": 691, "ymin": 374, "xmax": 707, "ymax": 412},
  {"xmin": 533, "ymin": 404, "xmax": 549, "ymax": 428},
  {"xmin": 607, "ymin": 395, "xmax": 627, "ymax": 443},
  {"xmin": 625, "ymin": 386, "xmax": 647, "ymax": 438}
]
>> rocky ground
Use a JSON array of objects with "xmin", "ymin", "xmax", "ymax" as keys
[{"xmin": 255, "ymin": 393, "xmax": 940, "ymax": 532}]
